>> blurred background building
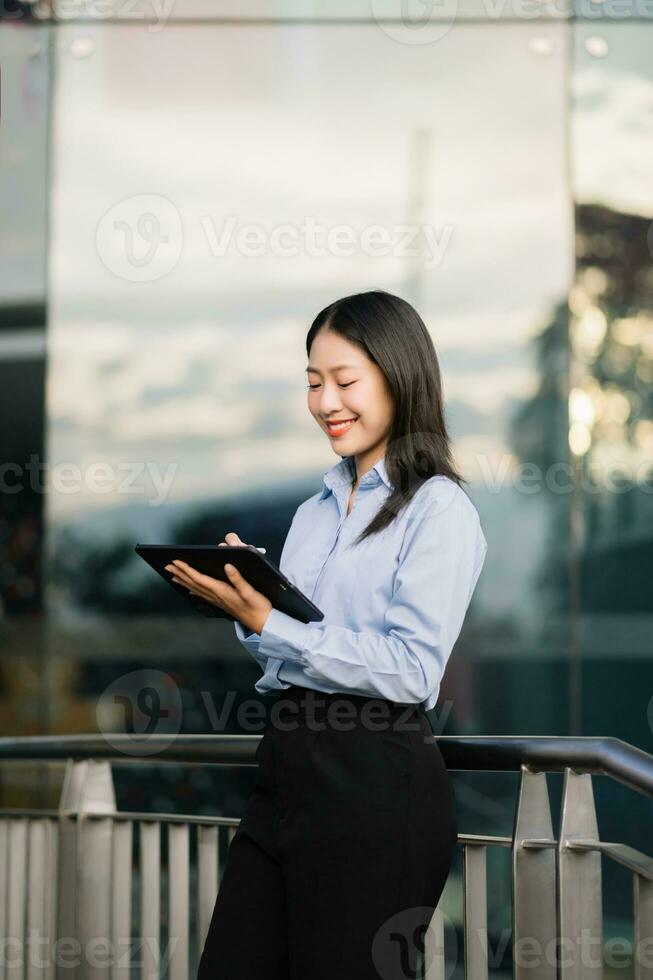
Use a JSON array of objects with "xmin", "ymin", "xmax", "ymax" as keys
[{"xmin": 1, "ymin": 0, "xmax": 652, "ymax": 969}]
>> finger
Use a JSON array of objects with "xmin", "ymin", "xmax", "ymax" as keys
[
  {"xmin": 223, "ymin": 563, "xmax": 256, "ymax": 601},
  {"xmin": 172, "ymin": 576, "xmax": 200, "ymax": 595},
  {"xmin": 225, "ymin": 532, "xmax": 244, "ymax": 546},
  {"xmin": 171, "ymin": 562, "xmax": 225, "ymax": 600},
  {"xmin": 172, "ymin": 561, "xmax": 250, "ymax": 623},
  {"xmin": 172, "ymin": 572, "xmax": 224, "ymax": 602},
  {"xmin": 167, "ymin": 566, "xmax": 192, "ymax": 588},
  {"xmin": 171, "ymin": 560, "xmax": 206, "ymax": 587},
  {"xmin": 173, "ymin": 574, "xmax": 228, "ymax": 609},
  {"xmin": 171, "ymin": 562, "xmax": 237, "ymax": 607}
]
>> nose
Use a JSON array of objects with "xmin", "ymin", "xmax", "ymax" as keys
[{"xmin": 316, "ymin": 381, "xmax": 345, "ymax": 417}]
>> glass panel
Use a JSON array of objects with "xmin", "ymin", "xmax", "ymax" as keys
[
  {"xmin": 572, "ymin": 22, "xmax": 653, "ymax": 726},
  {"xmin": 571, "ymin": 20, "xmax": 653, "ymax": 931},
  {"xmin": 0, "ymin": 23, "xmax": 50, "ymax": 760},
  {"xmin": 2, "ymin": 8, "xmax": 647, "ymax": 954},
  {"xmin": 45, "ymin": 32, "xmax": 572, "ymax": 919}
]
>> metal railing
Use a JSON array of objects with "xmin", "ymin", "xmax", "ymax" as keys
[{"xmin": 0, "ymin": 732, "xmax": 652, "ymax": 980}]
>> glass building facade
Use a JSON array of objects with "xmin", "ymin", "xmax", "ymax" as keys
[{"xmin": 1, "ymin": 1, "xmax": 652, "ymax": 968}]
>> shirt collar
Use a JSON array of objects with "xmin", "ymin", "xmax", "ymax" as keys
[{"xmin": 318, "ymin": 455, "xmax": 393, "ymax": 500}]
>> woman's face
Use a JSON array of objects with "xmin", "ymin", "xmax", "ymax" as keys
[{"xmin": 306, "ymin": 327, "xmax": 394, "ymax": 460}]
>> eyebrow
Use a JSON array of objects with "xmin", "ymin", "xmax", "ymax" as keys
[{"xmin": 305, "ymin": 364, "xmax": 359, "ymax": 374}]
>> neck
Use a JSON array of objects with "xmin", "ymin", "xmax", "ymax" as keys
[{"xmin": 351, "ymin": 446, "xmax": 386, "ymax": 485}]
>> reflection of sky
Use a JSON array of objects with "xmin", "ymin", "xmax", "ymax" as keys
[
  {"xmin": 573, "ymin": 26, "xmax": 653, "ymax": 216},
  {"xmin": 12, "ymin": 20, "xmax": 652, "ymax": 623},
  {"xmin": 46, "ymin": 22, "xmax": 572, "ymax": 532},
  {"xmin": 0, "ymin": 25, "xmax": 49, "ymax": 301}
]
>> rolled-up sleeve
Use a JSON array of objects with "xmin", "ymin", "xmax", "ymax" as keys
[
  {"xmin": 233, "ymin": 619, "xmax": 268, "ymax": 672},
  {"xmin": 257, "ymin": 487, "xmax": 488, "ymax": 704}
]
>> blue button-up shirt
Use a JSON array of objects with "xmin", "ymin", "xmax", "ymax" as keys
[{"xmin": 234, "ymin": 454, "xmax": 487, "ymax": 710}]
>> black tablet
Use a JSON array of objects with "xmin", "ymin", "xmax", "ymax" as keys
[{"xmin": 134, "ymin": 543, "xmax": 324, "ymax": 625}]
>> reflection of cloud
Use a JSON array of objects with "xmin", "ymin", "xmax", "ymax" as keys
[
  {"xmin": 113, "ymin": 395, "xmax": 259, "ymax": 441},
  {"xmin": 573, "ymin": 65, "xmax": 653, "ymax": 216},
  {"xmin": 446, "ymin": 366, "xmax": 538, "ymax": 414},
  {"xmin": 45, "ymin": 23, "xmax": 573, "ymax": 533},
  {"xmin": 454, "ymin": 434, "xmax": 517, "ymax": 485},
  {"xmin": 47, "ymin": 302, "xmax": 542, "ymax": 515},
  {"xmin": 429, "ymin": 309, "xmax": 546, "ymax": 349},
  {"xmin": 49, "ymin": 317, "xmax": 307, "ymax": 435},
  {"xmin": 47, "ymin": 22, "xmax": 571, "ymax": 325}
]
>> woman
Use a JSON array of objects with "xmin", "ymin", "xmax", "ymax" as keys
[{"xmin": 169, "ymin": 290, "xmax": 488, "ymax": 980}]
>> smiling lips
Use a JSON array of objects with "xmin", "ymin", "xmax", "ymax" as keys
[{"xmin": 325, "ymin": 417, "xmax": 358, "ymax": 437}]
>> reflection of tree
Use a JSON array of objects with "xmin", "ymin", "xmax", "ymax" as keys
[
  {"xmin": 573, "ymin": 203, "xmax": 653, "ymax": 613},
  {"xmin": 575, "ymin": 204, "xmax": 653, "ymax": 452},
  {"xmin": 506, "ymin": 202, "xmax": 653, "ymax": 619},
  {"xmin": 0, "ymin": 302, "xmax": 46, "ymax": 617},
  {"xmin": 507, "ymin": 300, "xmax": 570, "ymax": 616}
]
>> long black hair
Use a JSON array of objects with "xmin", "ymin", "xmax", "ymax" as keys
[{"xmin": 306, "ymin": 289, "xmax": 466, "ymax": 546}]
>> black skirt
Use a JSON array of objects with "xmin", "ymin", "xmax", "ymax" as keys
[{"xmin": 197, "ymin": 684, "xmax": 457, "ymax": 980}]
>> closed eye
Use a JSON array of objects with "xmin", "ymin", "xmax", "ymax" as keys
[{"xmin": 306, "ymin": 381, "xmax": 356, "ymax": 390}]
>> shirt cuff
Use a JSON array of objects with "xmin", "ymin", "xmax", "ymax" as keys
[
  {"xmin": 259, "ymin": 607, "xmax": 312, "ymax": 663},
  {"xmin": 234, "ymin": 620, "xmax": 260, "ymax": 643}
]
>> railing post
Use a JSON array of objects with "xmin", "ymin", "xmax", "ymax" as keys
[
  {"xmin": 463, "ymin": 844, "xmax": 488, "ymax": 980},
  {"xmin": 6, "ymin": 819, "xmax": 27, "ymax": 980},
  {"xmin": 110, "ymin": 819, "xmax": 133, "ymax": 980},
  {"xmin": 557, "ymin": 768, "xmax": 603, "ymax": 980},
  {"xmin": 423, "ymin": 904, "xmax": 446, "ymax": 980},
  {"xmin": 634, "ymin": 874, "xmax": 653, "ymax": 980},
  {"xmin": 139, "ymin": 822, "xmax": 160, "ymax": 980},
  {"xmin": 56, "ymin": 759, "xmax": 117, "ymax": 980},
  {"xmin": 26, "ymin": 817, "xmax": 58, "ymax": 980},
  {"xmin": 196, "ymin": 825, "xmax": 219, "ymax": 961},
  {"xmin": 512, "ymin": 766, "xmax": 557, "ymax": 980},
  {"xmin": 0, "ymin": 820, "xmax": 6, "ymax": 980},
  {"xmin": 167, "ymin": 823, "xmax": 189, "ymax": 980}
]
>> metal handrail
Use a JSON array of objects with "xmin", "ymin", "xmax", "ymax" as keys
[
  {"xmin": 1, "ymin": 732, "xmax": 652, "ymax": 980},
  {"xmin": 0, "ymin": 732, "xmax": 651, "ymax": 796}
]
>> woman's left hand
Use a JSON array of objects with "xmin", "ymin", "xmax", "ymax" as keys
[{"xmin": 164, "ymin": 560, "xmax": 272, "ymax": 635}]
